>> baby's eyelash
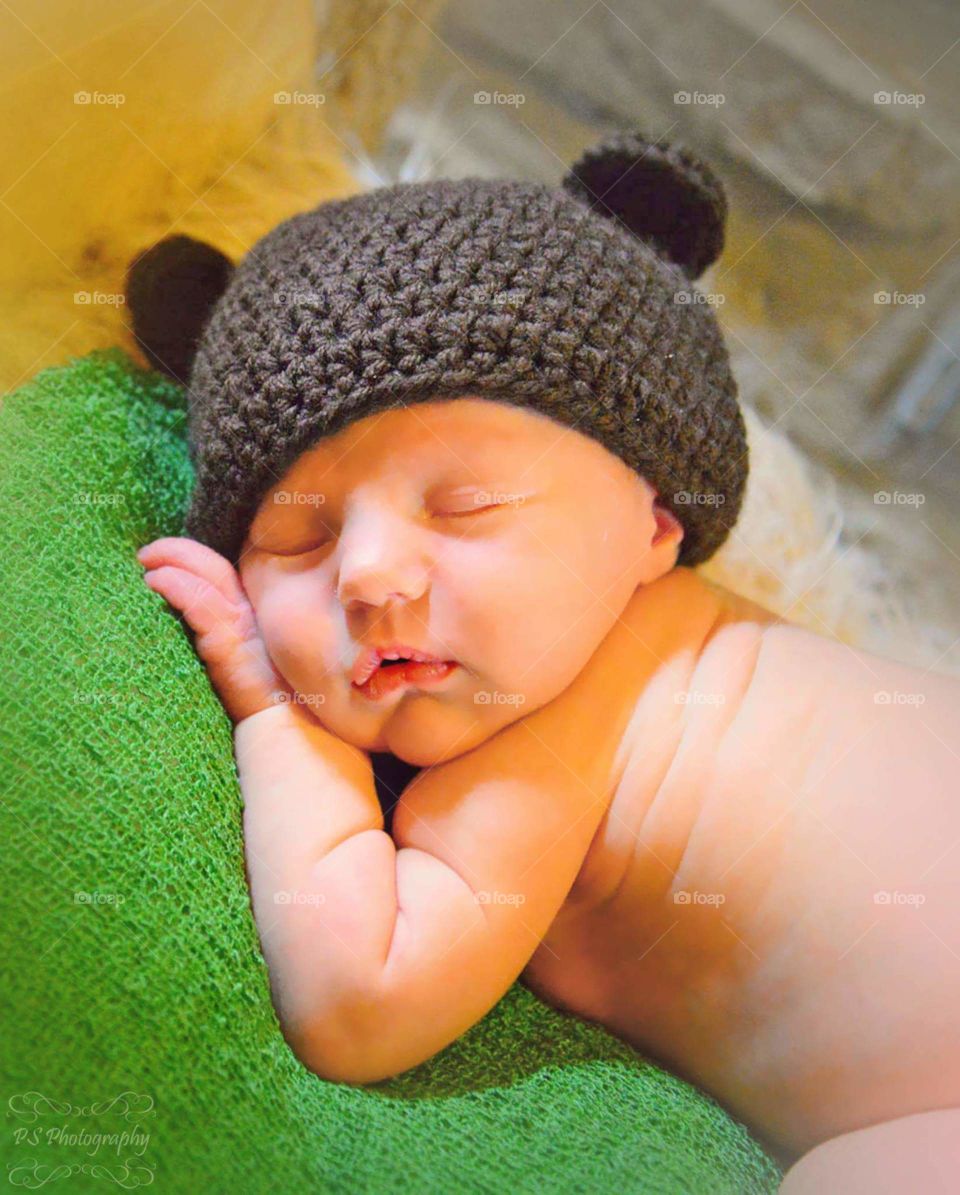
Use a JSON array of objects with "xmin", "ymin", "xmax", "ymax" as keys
[
  {"xmin": 260, "ymin": 503, "xmax": 507, "ymax": 554},
  {"xmin": 432, "ymin": 503, "xmax": 503, "ymax": 519},
  {"xmin": 263, "ymin": 539, "xmax": 331, "ymax": 558}
]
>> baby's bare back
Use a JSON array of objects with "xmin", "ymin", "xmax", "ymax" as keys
[{"xmin": 522, "ymin": 569, "xmax": 960, "ymax": 1159}]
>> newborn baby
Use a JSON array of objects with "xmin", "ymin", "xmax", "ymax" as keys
[
  {"xmin": 128, "ymin": 130, "xmax": 960, "ymax": 1192},
  {"xmin": 137, "ymin": 394, "xmax": 960, "ymax": 1190}
]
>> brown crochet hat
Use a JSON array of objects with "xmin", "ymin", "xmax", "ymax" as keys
[{"xmin": 125, "ymin": 129, "xmax": 747, "ymax": 567}]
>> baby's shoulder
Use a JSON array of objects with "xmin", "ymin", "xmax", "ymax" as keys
[
  {"xmin": 614, "ymin": 566, "xmax": 783, "ymax": 685},
  {"xmin": 509, "ymin": 569, "xmax": 785, "ymax": 815},
  {"xmin": 548, "ymin": 570, "xmax": 783, "ymax": 914},
  {"xmin": 597, "ymin": 569, "xmax": 787, "ymax": 809}
]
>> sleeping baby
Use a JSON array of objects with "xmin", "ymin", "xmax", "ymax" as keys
[{"xmin": 128, "ymin": 130, "xmax": 960, "ymax": 1192}]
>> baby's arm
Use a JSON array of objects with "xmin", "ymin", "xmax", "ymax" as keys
[
  {"xmin": 235, "ymin": 686, "xmax": 617, "ymax": 1084},
  {"xmin": 137, "ymin": 536, "xmax": 635, "ymax": 1083}
]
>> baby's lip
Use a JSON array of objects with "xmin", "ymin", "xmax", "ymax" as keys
[{"xmin": 350, "ymin": 643, "xmax": 457, "ymax": 687}]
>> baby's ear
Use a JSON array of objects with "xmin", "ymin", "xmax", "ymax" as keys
[
  {"xmin": 561, "ymin": 129, "xmax": 727, "ymax": 280},
  {"xmin": 124, "ymin": 234, "xmax": 235, "ymax": 384}
]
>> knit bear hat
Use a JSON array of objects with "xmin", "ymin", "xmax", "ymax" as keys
[{"xmin": 126, "ymin": 129, "xmax": 747, "ymax": 567}]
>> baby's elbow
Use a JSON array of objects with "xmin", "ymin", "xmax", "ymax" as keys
[
  {"xmin": 278, "ymin": 992, "xmax": 407, "ymax": 1087},
  {"xmin": 291, "ymin": 1034, "xmax": 400, "ymax": 1087}
]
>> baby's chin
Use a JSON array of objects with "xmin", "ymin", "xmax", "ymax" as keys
[
  {"xmin": 373, "ymin": 698, "xmax": 512, "ymax": 767},
  {"xmin": 321, "ymin": 689, "xmax": 524, "ymax": 767}
]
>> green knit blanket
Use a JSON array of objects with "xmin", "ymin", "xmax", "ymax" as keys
[{"xmin": 0, "ymin": 348, "xmax": 782, "ymax": 1194}]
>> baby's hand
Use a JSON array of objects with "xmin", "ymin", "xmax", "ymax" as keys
[{"xmin": 137, "ymin": 536, "xmax": 293, "ymax": 723}]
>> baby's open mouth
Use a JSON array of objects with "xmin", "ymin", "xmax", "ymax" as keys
[{"xmin": 351, "ymin": 645, "xmax": 459, "ymax": 700}]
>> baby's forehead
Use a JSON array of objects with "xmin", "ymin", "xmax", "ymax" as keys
[{"xmin": 245, "ymin": 395, "xmax": 647, "ymax": 549}]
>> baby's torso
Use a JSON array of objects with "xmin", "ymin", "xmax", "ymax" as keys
[{"xmin": 521, "ymin": 569, "xmax": 960, "ymax": 1159}]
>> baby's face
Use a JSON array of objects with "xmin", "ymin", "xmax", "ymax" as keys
[{"xmin": 238, "ymin": 396, "xmax": 683, "ymax": 766}]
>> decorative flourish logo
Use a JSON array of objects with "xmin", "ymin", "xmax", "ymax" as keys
[{"xmin": 8, "ymin": 1093, "xmax": 153, "ymax": 1123}]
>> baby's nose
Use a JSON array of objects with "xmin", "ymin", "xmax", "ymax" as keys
[{"xmin": 336, "ymin": 519, "xmax": 430, "ymax": 610}]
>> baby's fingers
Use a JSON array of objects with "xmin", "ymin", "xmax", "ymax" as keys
[
  {"xmin": 137, "ymin": 536, "xmax": 246, "ymax": 609},
  {"xmin": 141, "ymin": 564, "xmax": 239, "ymax": 641},
  {"xmin": 141, "ymin": 563, "xmax": 290, "ymax": 723}
]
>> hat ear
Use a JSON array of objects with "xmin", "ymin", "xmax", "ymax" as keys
[
  {"xmin": 124, "ymin": 234, "xmax": 234, "ymax": 384},
  {"xmin": 561, "ymin": 129, "xmax": 727, "ymax": 280}
]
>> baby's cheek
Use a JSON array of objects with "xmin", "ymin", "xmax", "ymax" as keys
[
  {"xmin": 445, "ymin": 557, "xmax": 583, "ymax": 704},
  {"xmin": 253, "ymin": 580, "xmax": 339, "ymax": 683}
]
